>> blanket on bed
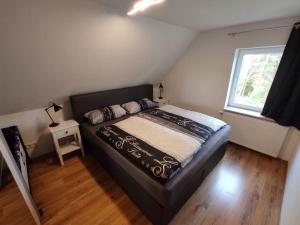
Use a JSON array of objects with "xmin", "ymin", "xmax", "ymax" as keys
[
  {"xmin": 98, "ymin": 125, "xmax": 181, "ymax": 183},
  {"xmin": 96, "ymin": 105, "xmax": 226, "ymax": 183}
]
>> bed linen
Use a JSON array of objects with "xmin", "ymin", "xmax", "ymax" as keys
[{"xmin": 96, "ymin": 105, "xmax": 226, "ymax": 183}]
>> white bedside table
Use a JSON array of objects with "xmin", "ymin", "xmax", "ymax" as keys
[
  {"xmin": 49, "ymin": 120, "xmax": 85, "ymax": 166},
  {"xmin": 154, "ymin": 98, "xmax": 169, "ymax": 107}
]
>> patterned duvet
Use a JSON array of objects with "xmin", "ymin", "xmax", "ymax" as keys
[{"xmin": 96, "ymin": 105, "xmax": 226, "ymax": 183}]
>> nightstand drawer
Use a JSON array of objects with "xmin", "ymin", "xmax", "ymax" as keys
[
  {"xmin": 159, "ymin": 102, "xmax": 168, "ymax": 106},
  {"xmin": 54, "ymin": 126, "xmax": 78, "ymax": 139},
  {"xmin": 154, "ymin": 98, "xmax": 169, "ymax": 107}
]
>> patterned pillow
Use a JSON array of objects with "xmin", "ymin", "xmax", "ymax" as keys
[
  {"xmin": 84, "ymin": 105, "xmax": 126, "ymax": 125},
  {"xmin": 121, "ymin": 101, "xmax": 141, "ymax": 114},
  {"xmin": 137, "ymin": 98, "xmax": 156, "ymax": 110},
  {"xmin": 122, "ymin": 98, "xmax": 156, "ymax": 114}
]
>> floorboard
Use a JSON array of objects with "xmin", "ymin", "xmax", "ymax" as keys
[{"xmin": 0, "ymin": 143, "xmax": 287, "ymax": 225}]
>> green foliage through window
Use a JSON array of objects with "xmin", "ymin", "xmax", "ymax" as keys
[
  {"xmin": 235, "ymin": 54, "xmax": 282, "ymax": 108},
  {"xmin": 228, "ymin": 46, "xmax": 284, "ymax": 112}
]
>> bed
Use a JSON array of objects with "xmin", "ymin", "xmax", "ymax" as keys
[{"xmin": 70, "ymin": 84, "xmax": 231, "ymax": 225}]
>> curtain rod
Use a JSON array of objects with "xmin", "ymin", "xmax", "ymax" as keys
[{"xmin": 228, "ymin": 24, "xmax": 298, "ymax": 37}]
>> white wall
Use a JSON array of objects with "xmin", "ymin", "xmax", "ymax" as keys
[
  {"xmin": 0, "ymin": 0, "xmax": 196, "ymax": 157},
  {"xmin": 164, "ymin": 17, "xmax": 300, "ymax": 159},
  {"xmin": 0, "ymin": 87, "xmax": 162, "ymax": 158},
  {"xmin": 280, "ymin": 130, "xmax": 300, "ymax": 225},
  {"xmin": 0, "ymin": 106, "xmax": 66, "ymax": 158},
  {"xmin": 279, "ymin": 128, "xmax": 300, "ymax": 160},
  {"xmin": 0, "ymin": 0, "xmax": 196, "ymax": 115}
]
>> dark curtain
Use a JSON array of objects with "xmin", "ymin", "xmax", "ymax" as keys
[{"xmin": 261, "ymin": 22, "xmax": 300, "ymax": 129}]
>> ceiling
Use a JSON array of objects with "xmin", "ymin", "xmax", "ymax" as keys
[{"xmin": 100, "ymin": 0, "xmax": 300, "ymax": 30}]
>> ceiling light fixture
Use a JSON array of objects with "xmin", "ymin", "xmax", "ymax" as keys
[{"xmin": 127, "ymin": 0, "xmax": 165, "ymax": 16}]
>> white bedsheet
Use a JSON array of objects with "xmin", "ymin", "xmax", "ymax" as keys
[
  {"xmin": 115, "ymin": 116, "xmax": 200, "ymax": 166},
  {"xmin": 159, "ymin": 105, "xmax": 226, "ymax": 132}
]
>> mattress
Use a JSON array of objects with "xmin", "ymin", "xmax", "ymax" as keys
[{"xmin": 81, "ymin": 114, "xmax": 230, "ymax": 206}]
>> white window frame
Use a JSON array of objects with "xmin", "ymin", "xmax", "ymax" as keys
[{"xmin": 225, "ymin": 46, "xmax": 285, "ymax": 113}]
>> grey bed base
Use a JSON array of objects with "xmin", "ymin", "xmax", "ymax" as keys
[
  {"xmin": 70, "ymin": 84, "xmax": 230, "ymax": 225},
  {"xmin": 86, "ymin": 137, "xmax": 226, "ymax": 225}
]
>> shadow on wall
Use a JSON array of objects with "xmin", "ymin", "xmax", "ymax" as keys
[
  {"xmin": 29, "ymin": 100, "xmax": 74, "ymax": 158},
  {"xmin": 31, "ymin": 133, "xmax": 54, "ymax": 158}
]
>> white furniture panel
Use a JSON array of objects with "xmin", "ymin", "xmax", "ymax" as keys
[
  {"xmin": 0, "ymin": 132, "xmax": 41, "ymax": 225},
  {"xmin": 154, "ymin": 98, "xmax": 170, "ymax": 107},
  {"xmin": 49, "ymin": 120, "xmax": 85, "ymax": 166}
]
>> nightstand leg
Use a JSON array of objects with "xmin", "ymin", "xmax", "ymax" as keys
[
  {"xmin": 76, "ymin": 132, "xmax": 85, "ymax": 157},
  {"xmin": 53, "ymin": 138, "xmax": 64, "ymax": 166}
]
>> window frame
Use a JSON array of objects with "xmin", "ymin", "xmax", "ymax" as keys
[{"xmin": 225, "ymin": 45, "xmax": 285, "ymax": 113}]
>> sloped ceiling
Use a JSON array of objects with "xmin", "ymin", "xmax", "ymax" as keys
[
  {"xmin": 0, "ymin": 0, "xmax": 196, "ymax": 115},
  {"xmin": 101, "ymin": 0, "xmax": 300, "ymax": 30}
]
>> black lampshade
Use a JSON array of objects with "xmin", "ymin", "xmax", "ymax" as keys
[
  {"xmin": 45, "ymin": 102, "xmax": 63, "ymax": 127},
  {"xmin": 52, "ymin": 103, "xmax": 63, "ymax": 112},
  {"xmin": 159, "ymin": 83, "xmax": 164, "ymax": 99}
]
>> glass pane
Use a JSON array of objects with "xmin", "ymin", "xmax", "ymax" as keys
[{"xmin": 233, "ymin": 52, "xmax": 282, "ymax": 109}]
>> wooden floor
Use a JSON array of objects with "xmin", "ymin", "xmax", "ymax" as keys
[{"xmin": 0, "ymin": 144, "xmax": 287, "ymax": 225}]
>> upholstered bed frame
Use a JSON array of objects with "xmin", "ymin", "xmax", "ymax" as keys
[{"xmin": 70, "ymin": 84, "xmax": 230, "ymax": 225}]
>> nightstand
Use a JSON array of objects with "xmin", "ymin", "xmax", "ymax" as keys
[
  {"xmin": 49, "ymin": 120, "xmax": 85, "ymax": 166},
  {"xmin": 154, "ymin": 98, "xmax": 169, "ymax": 107}
]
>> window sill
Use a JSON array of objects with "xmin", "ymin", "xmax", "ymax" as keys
[{"xmin": 224, "ymin": 106, "xmax": 274, "ymax": 122}]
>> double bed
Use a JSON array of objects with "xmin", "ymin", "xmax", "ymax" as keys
[{"xmin": 70, "ymin": 84, "xmax": 230, "ymax": 225}]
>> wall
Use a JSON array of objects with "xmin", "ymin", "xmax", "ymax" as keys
[
  {"xmin": 0, "ymin": 0, "xmax": 196, "ymax": 115},
  {"xmin": 164, "ymin": 17, "xmax": 300, "ymax": 159},
  {"xmin": 280, "ymin": 130, "xmax": 300, "ymax": 225},
  {"xmin": 279, "ymin": 128, "xmax": 300, "ymax": 160},
  {"xmin": 0, "ymin": 106, "xmax": 67, "ymax": 158},
  {"xmin": 0, "ymin": 0, "xmax": 196, "ymax": 157},
  {"xmin": 0, "ymin": 88, "xmax": 159, "ymax": 158}
]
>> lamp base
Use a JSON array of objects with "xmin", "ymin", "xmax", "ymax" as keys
[{"xmin": 49, "ymin": 123, "xmax": 60, "ymax": 127}]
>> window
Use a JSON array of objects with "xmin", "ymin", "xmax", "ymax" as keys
[{"xmin": 226, "ymin": 46, "xmax": 284, "ymax": 113}]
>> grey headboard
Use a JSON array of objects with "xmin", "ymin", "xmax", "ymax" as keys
[{"xmin": 70, "ymin": 84, "xmax": 153, "ymax": 123}]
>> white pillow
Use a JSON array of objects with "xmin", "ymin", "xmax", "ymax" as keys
[
  {"xmin": 110, "ymin": 105, "xmax": 127, "ymax": 118},
  {"xmin": 121, "ymin": 101, "xmax": 141, "ymax": 114}
]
